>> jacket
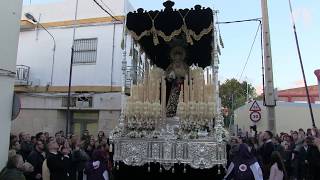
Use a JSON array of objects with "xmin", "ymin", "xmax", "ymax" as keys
[{"xmin": 26, "ymin": 150, "xmax": 45, "ymax": 180}]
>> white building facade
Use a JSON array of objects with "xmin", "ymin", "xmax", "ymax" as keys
[
  {"xmin": 12, "ymin": 0, "xmax": 141, "ymax": 136},
  {"xmin": 234, "ymin": 101, "xmax": 320, "ymax": 135}
]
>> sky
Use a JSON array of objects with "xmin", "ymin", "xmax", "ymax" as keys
[{"xmin": 23, "ymin": 0, "xmax": 320, "ymax": 93}]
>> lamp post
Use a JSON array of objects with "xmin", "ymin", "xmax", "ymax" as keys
[
  {"xmin": 25, "ymin": 13, "xmax": 56, "ymax": 86},
  {"xmin": 65, "ymin": 0, "xmax": 80, "ymax": 135}
]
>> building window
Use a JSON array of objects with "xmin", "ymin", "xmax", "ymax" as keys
[{"xmin": 73, "ymin": 38, "xmax": 98, "ymax": 64}]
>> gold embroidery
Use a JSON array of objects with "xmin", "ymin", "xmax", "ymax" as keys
[{"xmin": 127, "ymin": 11, "xmax": 213, "ymax": 45}]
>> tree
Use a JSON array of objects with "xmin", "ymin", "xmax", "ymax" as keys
[
  {"xmin": 219, "ymin": 79, "xmax": 257, "ymax": 127},
  {"xmin": 220, "ymin": 78, "xmax": 257, "ymax": 111}
]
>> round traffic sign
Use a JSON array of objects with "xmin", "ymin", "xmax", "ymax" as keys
[{"xmin": 250, "ymin": 111, "xmax": 261, "ymax": 122}]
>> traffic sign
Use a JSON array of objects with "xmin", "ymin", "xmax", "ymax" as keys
[
  {"xmin": 249, "ymin": 100, "xmax": 261, "ymax": 112},
  {"xmin": 250, "ymin": 111, "xmax": 261, "ymax": 122}
]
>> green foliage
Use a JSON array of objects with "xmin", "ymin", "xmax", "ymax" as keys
[{"xmin": 219, "ymin": 78, "xmax": 257, "ymax": 110}]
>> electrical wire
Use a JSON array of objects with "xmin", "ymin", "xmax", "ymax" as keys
[
  {"xmin": 288, "ymin": 0, "xmax": 316, "ymax": 127},
  {"xmin": 216, "ymin": 18, "xmax": 261, "ymax": 24},
  {"xmin": 99, "ymin": 0, "xmax": 115, "ymax": 15},
  {"xmin": 93, "ymin": 0, "xmax": 120, "ymax": 22},
  {"xmin": 260, "ymin": 20, "xmax": 266, "ymax": 106},
  {"xmin": 238, "ymin": 22, "xmax": 261, "ymax": 81}
]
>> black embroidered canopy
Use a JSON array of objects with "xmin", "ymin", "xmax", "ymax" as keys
[{"xmin": 126, "ymin": 0, "xmax": 214, "ymax": 69}]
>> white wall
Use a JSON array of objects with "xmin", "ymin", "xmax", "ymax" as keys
[
  {"xmin": 234, "ymin": 101, "xmax": 320, "ymax": 134},
  {"xmin": 11, "ymin": 109, "xmax": 66, "ymax": 135},
  {"xmin": 0, "ymin": 0, "xmax": 22, "ymax": 170},
  {"xmin": 17, "ymin": 23, "xmax": 126, "ymax": 86},
  {"xmin": 17, "ymin": 0, "xmax": 135, "ymax": 87},
  {"xmin": 11, "ymin": 93, "xmax": 122, "ymax": 136},
  {"xmin": 21, "ymin": 0, "xmax": 134, "ymax": 22},
  {"xmin": 18, "ymin": 93, "xmax": 121, "ymax": 110}
]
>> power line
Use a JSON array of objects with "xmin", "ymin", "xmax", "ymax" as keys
[
  {"xmin": 216, "ymin": 18, "xmax": 261, "ymax": 24},
  {"xmin": 288, "ymin": 0, "xmax": 316, "ymax": 128},
  {"xmin": 100, "ymin": 0, "xmax": 115, "ymax": 15},
  {"xmin": 93, "ymin": 0, "xmax": 120, "ymax": 22},
  {"xmin": 238, "ymin": 22, "xmax": 261, "ymax": 81},
  {"xmin": 260, "ymin": 19, "xmax": 266, "ymax": 105}
]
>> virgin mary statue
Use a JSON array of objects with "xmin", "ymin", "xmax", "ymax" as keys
[{"xmin": 166, "ymin": 46, "xmax": 188, "ymax": 117}]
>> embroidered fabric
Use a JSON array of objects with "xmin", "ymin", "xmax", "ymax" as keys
[
  {"xmin": 127, "ymin": 10, "xmax": 213, "ymax": 45},
  {"xmin": 166, "ymin": 80, "xmax": 181, "ymax": 117}
]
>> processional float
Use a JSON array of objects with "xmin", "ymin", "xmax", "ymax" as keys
[{"xmin": 110, "ymin": 0, "xmax": 229, "ymax": 172}]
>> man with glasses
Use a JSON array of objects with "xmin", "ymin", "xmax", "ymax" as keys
[{"xmin": 26, "ymin": 141, "xmax": 45, "ymax": 180}]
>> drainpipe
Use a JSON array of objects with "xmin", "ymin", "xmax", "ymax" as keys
[
  {"xmin": 110, "ymin": 23, "xmax": 116, "ymax": 91},
  {"xmin": 315, "ymin": 69, "xmax": 320, "ymax": 101}
]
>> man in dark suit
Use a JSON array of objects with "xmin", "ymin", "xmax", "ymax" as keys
[
  {"xmin": 26, "ymin": 140, "xmax": 45, "ymax": 180},
  {"xmin": 259, "ymin": 130, "xmax": 275, "ymax": 179},
  {"xmin": 303, "ymin": 137, "xmax": 320, "ymax": 180},
  {"xmin": 46, "ymin": 140, "xmax": 73, "ymax": 180}
]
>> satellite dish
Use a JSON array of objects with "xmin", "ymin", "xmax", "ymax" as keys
[{"xmin": 12, "ymin": 93, "xmax": 21, "ymax": 120}]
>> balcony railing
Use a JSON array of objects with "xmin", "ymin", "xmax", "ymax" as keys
[{"xmin": 15, "ymin": 65, "xmax": 30, "ymax": 85}]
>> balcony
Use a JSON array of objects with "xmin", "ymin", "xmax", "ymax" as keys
[{"xmin": 15, "ymin": 65, "xmax": 30, "ymax": 86}]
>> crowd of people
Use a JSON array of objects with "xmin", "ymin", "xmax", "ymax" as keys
[
  {"xmin": 2, "ymin": 127, "xmax": 320, "ymax": 180},
  {"xmin": 225, "ymin": 127, "xmax": 320, "ymax": 180},
  {"xmin": 0, "ymin": 130, "xmax": 112, "ymax": 180}
]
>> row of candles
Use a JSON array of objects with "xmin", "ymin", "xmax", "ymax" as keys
[{"xmin": 126, "ymin": 66, "xmax": 216, "ymax": 121}]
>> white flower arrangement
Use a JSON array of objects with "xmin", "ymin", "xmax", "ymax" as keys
[{"xmin": 124, "ymin": 101, "xmax": 161, "ymax": 137}]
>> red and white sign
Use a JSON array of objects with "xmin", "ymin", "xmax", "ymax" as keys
[
  {"xmin": 250, "ymin": 111, "xmax": 261, "ymax": 122},
  {"xmin": 249, "ymin": 100, "xmax": 261, "ymax": 112},
  {"xmin": 249, "ymin": 100, "xmax": 261, "ymax": 122}
]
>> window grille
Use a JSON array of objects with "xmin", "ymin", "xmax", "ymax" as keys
[{"xmin": 73, "ymin": 38, "xmax": 98, "ymax": 64}]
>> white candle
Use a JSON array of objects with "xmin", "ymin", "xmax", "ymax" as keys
[
  {"xmin": 161, "ymin": 76, "xmax": 166, "ymax": 118},
  {"xmin": 190, "ymin": 79, "xmax": 193, "ymax": 102},
  {"xmin": 184, "ymin": 75, "xmax": 188, "ymax": 103}
]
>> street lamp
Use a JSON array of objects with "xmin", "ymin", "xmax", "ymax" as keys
[{"xmin": 25, "ymin": 12, "xmax": 56, "ymax": 86}]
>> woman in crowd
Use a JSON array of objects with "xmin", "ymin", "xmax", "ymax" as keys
[
  {"xmin": 85, "ymin": 137, "xmax": 96, "ymax": 158},
  {"xmin": 0, "ymin": 154, "xmax": 26, "ymax": 180},
  {"xmin": 97, "ymin": 131, "xmax": 106, "ymax": 145},
  {"xmin": 72, "ymin": 138, "xmax": 90, "ymax": 180},
  {"xmin": 281, "ymin": 139, "xmax": 293, "ymax": 179},
  {"xmin": 269, "ymin": 151, "xmax": 286, "ymax": 180},
  {"xmin": 85, "ymin": 147, "xmax": 109, "ymax": 180}
]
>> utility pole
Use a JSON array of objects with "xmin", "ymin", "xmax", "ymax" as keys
[{"xmin": 261, "ymin": 0, "xmax": 276, "ymax": 133}]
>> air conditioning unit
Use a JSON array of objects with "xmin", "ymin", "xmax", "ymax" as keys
[{"xmin": 75, "ymin": 96, "xmax": 92, "ymax": 108}]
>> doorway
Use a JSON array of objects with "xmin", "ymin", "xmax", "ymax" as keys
[{"xmin": 72, "ymin": 111, "xmax": 99, "ymax": 137}]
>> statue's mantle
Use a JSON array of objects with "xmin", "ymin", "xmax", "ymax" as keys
[{"xmin": 112, "ymin": 138, "xmax": 227, "ymax": 170}]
